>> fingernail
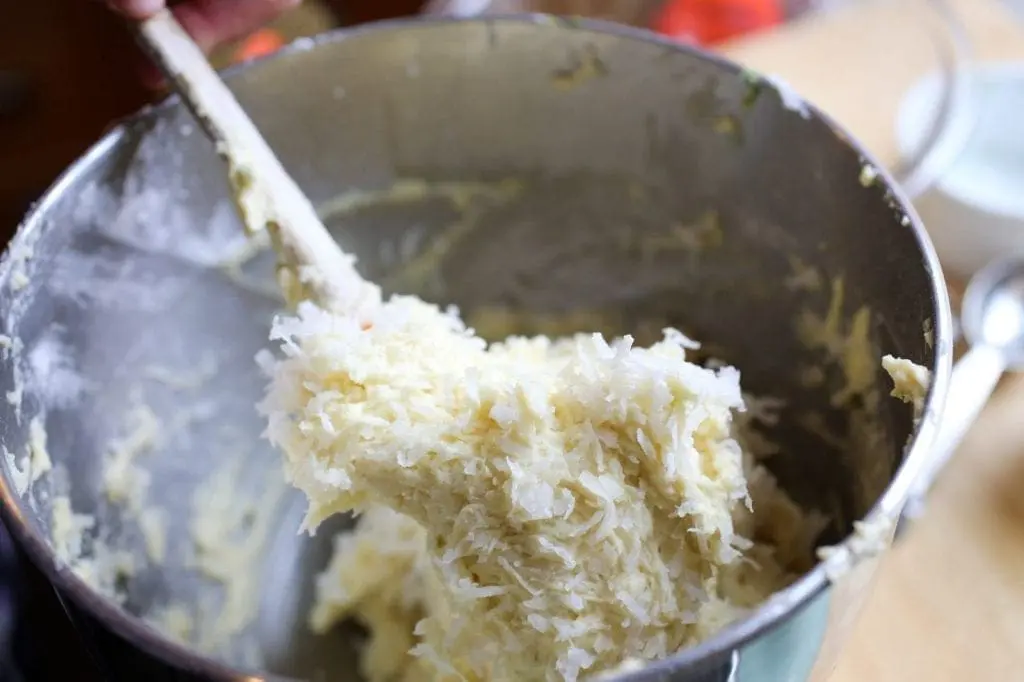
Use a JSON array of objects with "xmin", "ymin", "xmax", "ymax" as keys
[{"xmin": 112, "ymin": 0, "xmax": 166, "ymax": 20}]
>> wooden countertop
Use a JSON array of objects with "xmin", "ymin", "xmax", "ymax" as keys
[{"xmin": 721, "ymin": 1, "xmax": 1024, "ymax": 679}]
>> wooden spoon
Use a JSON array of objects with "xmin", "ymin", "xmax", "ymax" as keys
[{"xmin": 135, "ymin": 9, "xmax": 378, "ymax": 314}]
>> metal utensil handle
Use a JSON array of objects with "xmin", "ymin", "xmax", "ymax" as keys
[{"xmin": 898, "ymin": 344, "xmax": 1006, "ymax": 532}]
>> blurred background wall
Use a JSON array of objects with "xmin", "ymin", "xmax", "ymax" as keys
[{"xmin": 0, "ymin": 0, "xmax": 425, "ymax": 238}]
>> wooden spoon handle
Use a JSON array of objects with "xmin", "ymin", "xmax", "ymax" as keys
[{"xmin": 135, "ymin": 10, "xmax": 374, "ymax": 312}]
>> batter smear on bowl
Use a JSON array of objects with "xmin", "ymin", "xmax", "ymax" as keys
[{"xmin": 258, "ymin": 286, "xmax": 833, "ymax": 682}]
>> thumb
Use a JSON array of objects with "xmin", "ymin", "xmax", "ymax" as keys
[
  {"xmin": 174, "ymin": 0, "xmax": 304, "ymax": 54},
  {"xmin": 107, "ymin": 0, "xmax": 166, "ymax": 21}
]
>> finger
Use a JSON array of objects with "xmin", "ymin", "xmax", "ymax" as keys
[
  {"xmin": 107, "ymin": 0, "xmax": 166, "ymax": 20},
  {"xmin": 174, "ymin": 0, "xmax": 304, "ymax": 53}
]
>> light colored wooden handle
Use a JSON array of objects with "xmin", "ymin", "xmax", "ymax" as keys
[{"xmin": 136, "ymin": 10, "xmax": 374, "ymax": 313}]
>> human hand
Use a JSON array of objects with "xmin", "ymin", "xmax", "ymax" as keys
[{"xmin": 108, "ymin": 0, "xmax": 301, "ymax": 54}]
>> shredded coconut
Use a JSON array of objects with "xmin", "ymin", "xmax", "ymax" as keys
[
  {"xmin": 260, "ymin": 289, "xmax": 823, "ymax": 681},
  {"xmin": 882, "ymin": 354, "xmax": 931, "ymax": 417},
  {"xmin": 102, "ymin": 397, "xmax": 161, "ymax": 512},
  {"xmin": 3, "ymin": 446, "xmax": 29, "ymax": 497},
  {"xmin": 27, "ymin": 415, "xmax": 52, "ymax": 485},
  {"xmin": 50, "ymin": 495, "xmax": 138, "ymax": 600}
]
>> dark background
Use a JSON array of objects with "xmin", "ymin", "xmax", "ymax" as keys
[{"xmin": 0, "ymin": 0, "xmax": 426, "ymax": 241}]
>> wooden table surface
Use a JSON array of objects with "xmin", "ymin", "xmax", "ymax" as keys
[{"xmin": 721, "ymin": 1, "xmax": 1024, "ymax": 679}]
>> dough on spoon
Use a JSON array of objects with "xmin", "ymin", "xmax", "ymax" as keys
[{"xmin": 259, "ymin": 293, "xmax": 823, "ymax": 682}]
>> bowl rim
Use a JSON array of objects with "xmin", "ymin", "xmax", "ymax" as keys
[{"xmin": 0, "ymin": 13, "xmax": 954, "ymax": 681}]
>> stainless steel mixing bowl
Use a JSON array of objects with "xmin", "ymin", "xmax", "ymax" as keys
[{"xmin": 0, "ymin": 16, "xmax": 952, "ymax": 682}]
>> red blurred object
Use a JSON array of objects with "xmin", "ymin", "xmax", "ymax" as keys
[
  {"xmin": 652, "ymin": 0, "xmax": 784, "ymax": 46},
  {"xmin": 234, "ymin": 28, "xmax": 287, "ymax": 63}
]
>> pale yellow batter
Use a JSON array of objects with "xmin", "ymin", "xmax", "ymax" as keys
[{"xmin": 260, "ymin": 291, "xmax": 828, "ymax": 682}]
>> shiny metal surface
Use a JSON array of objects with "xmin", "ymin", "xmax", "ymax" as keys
[
  {"xmin": 425, "ymin": 0, "xmax": 979, "ymax": 203},
  {"xmin": 900, "ymin": 256, "xmax": 1024, "ymax": 527},
  {"xmin": 961, "ymin": 257, "xmax": 1024, "ymax": 362},
  {"xmin": 0, "ymin": 17, "xmax": 952, "ymax": 682}
]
